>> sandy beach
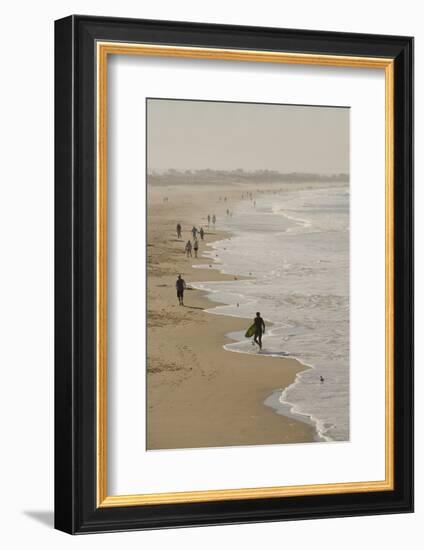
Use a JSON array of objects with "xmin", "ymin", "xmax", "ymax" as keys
[{"xmin": 147, "ymin": 182, "xmax": 316, "ymax": 450}]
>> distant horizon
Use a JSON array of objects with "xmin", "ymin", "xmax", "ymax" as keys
[{"xmin": 147, "ymin": 169, "xmax": 349, "ymax": 185}]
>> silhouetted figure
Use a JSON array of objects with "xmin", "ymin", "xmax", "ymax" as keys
[
  {"xmin": 199, "ymin": 227, "xmax": 204, "ymax": 240},
  {"xmin": 176, "ymin": 223, "xmax": 182, "ymax": 239},
  {"xmin": 253, "ymin": 312, "xmax": 266, "ymax": 350},
  {"xmin": 175, "ymin": 274, "xmax": 186, "ymax": 306},
  {"xmin": 185, "ymin": 240, "xmax": 192, "ymax": 258},
  {"xmin": 212, "ymin": 214, "xmax": 216, "ymax": 226},
  {"xmin": 191, "ymin": 226, "xmax": 197, "ymax": 239},
  {"xmin": 193, "ymin": 239, "xmax": 199, "ymax": 258}
]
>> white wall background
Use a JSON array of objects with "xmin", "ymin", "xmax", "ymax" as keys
[{"xmin": 0, "ymin": 0, "xmax": 420, "ymax": 547}]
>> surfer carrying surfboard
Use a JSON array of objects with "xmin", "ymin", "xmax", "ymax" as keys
[
  {"xmin": 245, "ymin": 312, "xmax": 266, "ymax": 350},
  {"xmin": 253, "ymin": 312, "xmax": 266, "ymax": 350}
]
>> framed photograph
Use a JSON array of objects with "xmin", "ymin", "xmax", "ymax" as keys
[{"xmin": 54, "ymin": 15, "xmax": 413, "ymax": 534}]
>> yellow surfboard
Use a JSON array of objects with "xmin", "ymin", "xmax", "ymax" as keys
[{"xmin": 245, "ymin": 323, "xmax": 256, "ymax": 338}]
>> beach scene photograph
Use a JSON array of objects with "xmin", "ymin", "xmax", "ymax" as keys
[{"xmin": 146, "ymin": 98, "xmax": 350, "ymax": 450}]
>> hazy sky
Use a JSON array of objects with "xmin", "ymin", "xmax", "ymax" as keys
[{"xmin": 147, "ymin": 99, "xmax": 349, "ymax": 174}]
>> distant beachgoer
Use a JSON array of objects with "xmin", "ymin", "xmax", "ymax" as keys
[
  {"xmin": 191, "ymin": 226, "xmax": 197, "ymax": 239},
  {"xmin": 207, "ymin": 214, "xmax": 211, "ymax": 226},
  {"xmin": 175, "ymin": 274, "xmax": 186, "ymax": 306},
  {"xmin": 185, "ymin": 240, "xmax": 192, "ymax": 258},
  {"xmin": 212, "ymin": 214, "xmax": 216, "ymax": 226},
  {"xmin": 193, "ymin": 239, "xmax": 199, "ymax": 258},
  {"xmin": 320, "ymin": 376, "xmax": 325, "ymax": 383},
  {"xmin": 226, "ymin": 208, "xmax": 229, "ymax": 216},
  {"xmin": 199, "ymin": 227, "xmax": 204, "ymax": 240},
  {"xmin": 176, "ymin": 223, "xmax": 182, "ymax": 239},
  {"xmin": 253, "ymin": 312, "xmax": 266, "ymax": 350}
]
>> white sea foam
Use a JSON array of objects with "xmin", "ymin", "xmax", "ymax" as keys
[{"xmin": 191, "ymin": 181, "xmax": 350, "ymax": 441}]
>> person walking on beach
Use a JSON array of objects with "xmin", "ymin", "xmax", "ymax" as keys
[
  {"xmin": 176, "ymin": 223, "xmax": 182, "ymax": 239},
  {"xmin": 191, "ymin": 226, "xmax": 197, "ymax": 239},
  {"xmin": 212, "ymin": 214, "xmax": 216, "ymax": 226},
  {"xmin": 175, "ymin": 274, "xmax": 186, "ymax": 306},
  {"xmin": 253, "ymin": 312, "xmax": 266, "ymax": 350},
  {"xmin": 199, "ymin": 227, "xmax": 204, "ymax": 240},
  {"xmin": 185, "ymin": 240, "xmax": 192, "ymax": 258},
  {"xmin": 193, "ymin": 238, "xmax": 199, "ymax": 258},
  {"xmin": 207, "ymin": 214, "xmax": 210, "ymax": 226}
]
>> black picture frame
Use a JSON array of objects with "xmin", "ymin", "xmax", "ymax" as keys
[{"xmin": 55, "ymin": 15, "xmax": 414, "ymax": 534}]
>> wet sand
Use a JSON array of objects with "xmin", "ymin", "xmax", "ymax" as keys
[{"xmin": 147, "ymin": 183, "xmax": 316, "ymax": 449}]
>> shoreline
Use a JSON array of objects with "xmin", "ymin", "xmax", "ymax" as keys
[
  {"xmin": 190, "ymin": 259, "xmax": 324, "ymax": 441},
  {"xmin": 147, "ymin": 183, "xmax": 317, "ymax": 450},
  {"xmin": 189, "ymin": 239, "xmax": 322, "ymax": 435}
]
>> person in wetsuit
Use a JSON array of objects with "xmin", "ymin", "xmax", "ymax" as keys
[{"xmin": 253, "ymin": 311, "xmax": 265, "ymax": 350}]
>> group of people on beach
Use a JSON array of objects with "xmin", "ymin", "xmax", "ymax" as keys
[
  {"xmin": 172, "ymin": 197, "xmax": 267, "ymax": 352},
  {"xmin": 176, "ymin": 223, "xmax": 206, "ymax": 259},
  {"xmin": 184, "ymin": 239, "xmax": 199, "ymax": 258},
  {"xmin": 172, "ymin": 204, "xmax": 223, "ymax": 312},
  {"xmin": 176, "ymin": 209, "xmax": 219, "ymax": 260}
]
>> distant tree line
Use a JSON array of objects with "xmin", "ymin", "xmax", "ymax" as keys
[{"xmin": 148, "ymin": 169, "xmax": 349, "ymax": 185}]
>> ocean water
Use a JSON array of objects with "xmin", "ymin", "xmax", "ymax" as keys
[{"xmin": 191, "ymin": 182, "xmax": 349, "ymax": 442}]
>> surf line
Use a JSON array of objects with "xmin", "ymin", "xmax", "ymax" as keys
[{"xmin": 190, "ymin": 235, "xmax": 324, "ymax": 441}]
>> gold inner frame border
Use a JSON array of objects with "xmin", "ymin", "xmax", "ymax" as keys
[{"xmin": 96, "ymin": 41, "xmax": 394, "ymax": 508}]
